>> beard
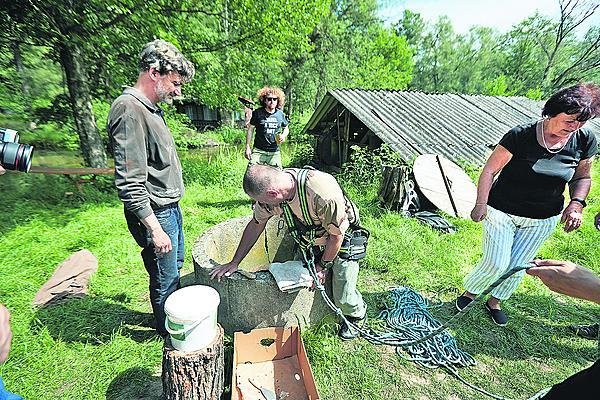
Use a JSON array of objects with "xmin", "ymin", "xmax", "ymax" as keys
[{"xmin": 156, "ymin": 80, "xmax": 174, "ymax": 105}]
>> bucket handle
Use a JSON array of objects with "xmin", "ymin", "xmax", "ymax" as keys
[{"xmin": 165, "ymin": 314, "xmax": 211, "ymax": 336}]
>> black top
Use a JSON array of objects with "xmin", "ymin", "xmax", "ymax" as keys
[
  {"xmin": 250, "ymin": 108, "xmax": 289, "ymax": 152},
  {"xmin": 488, "ymin": 121, "xmax": 597, "ymax": 219}
]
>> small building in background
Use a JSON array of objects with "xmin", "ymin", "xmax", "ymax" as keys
[
  {"xmin": 303, "ymin": 89, "xmax": 600, "ymax": 168},
  {"xmin": 176, "ymin": 99, "xmax": 244, "ymax": 131}
]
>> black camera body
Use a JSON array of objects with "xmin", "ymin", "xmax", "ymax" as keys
[{"xmin": 0, "ymin": 128, "xmax": 34, "ymax": 172}]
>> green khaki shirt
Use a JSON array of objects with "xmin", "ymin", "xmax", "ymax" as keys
[{"xmin": 108, "ymin": 87, "xmax": 184, "ymax": 219}]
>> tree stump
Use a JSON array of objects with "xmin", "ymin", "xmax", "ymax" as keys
[
  {"xmin": 378, "ymin": 165, "xmax": 411, "ymax": 210},
  {"xmin": 162, "ymin": 324, "xmax": 224, "ymax": 400}
]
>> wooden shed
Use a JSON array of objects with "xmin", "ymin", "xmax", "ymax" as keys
[{"xmin": 303, "ymin": 89, "xmax": 600, "ymax": 167}]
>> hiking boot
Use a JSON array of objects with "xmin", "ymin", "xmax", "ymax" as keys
[
  {"xmin": 339, "ymin": 315, "xmax": 366, "ymax": 341},
  {"xmin": 569, "ymin": 323, "xmax": 599, "ymax": 340},
  {"xmin": 485, "ymin": 302, "xmax": 508, "ymax": 326},
  {"xmin": 455, "ymin": 293, "xmax": 474, "ymax": 312}
]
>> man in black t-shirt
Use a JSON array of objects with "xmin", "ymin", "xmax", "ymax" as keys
[{"xmin": 244, "ymin": 86, "xmax": 289, "ymax": 168}]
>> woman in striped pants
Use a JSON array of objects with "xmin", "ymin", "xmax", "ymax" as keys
[{"xmin": 455, "ymin": 83, "xmax": 600, "ymax": 326}]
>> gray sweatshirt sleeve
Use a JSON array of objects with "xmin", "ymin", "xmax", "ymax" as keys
[{"xmin": 109, "ymin": 103, "xmax": 154, "ymax": 219}]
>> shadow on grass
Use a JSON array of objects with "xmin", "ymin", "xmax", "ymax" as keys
[
  {"xmin": 31, "ymin": 294, "xmax": 158, "ymax": 344},
  {"xmin": 0, "ymin": 173, "xmax": 119, "ymax": 233},
  {"xmin": 361, "ymin": 289, "xmax": 598, "ymax": 364},
  {"xmin": 106, "ymin": 367, "xmax": 162, "ymax": 400}
]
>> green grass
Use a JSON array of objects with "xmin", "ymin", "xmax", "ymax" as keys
[{"xmin": 0, "ymin": 149, "xmax": 598, "ymax": 399}]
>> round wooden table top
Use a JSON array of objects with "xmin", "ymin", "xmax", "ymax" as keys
[{"xmin": 413, "ymin": 154, "xmax": 477, "ymax": 218}]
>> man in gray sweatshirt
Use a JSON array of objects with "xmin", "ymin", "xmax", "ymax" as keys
[{"xmin": 108, "ymin": 39, "xmax": 195, "ymax": 336}]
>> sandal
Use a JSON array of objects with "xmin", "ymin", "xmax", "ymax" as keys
[{"xmin": 485, "ymin": 302, "xmax": 507, "ymax": 326}]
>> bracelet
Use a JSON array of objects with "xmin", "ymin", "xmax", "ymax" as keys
[{"xmin": 570, "ymin": 197, "xmax": 587, "ymax": 208}]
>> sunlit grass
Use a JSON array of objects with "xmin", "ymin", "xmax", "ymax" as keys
[{"xmin": 0, "ymin": 149, "xmax": 598, "ymax": 399}]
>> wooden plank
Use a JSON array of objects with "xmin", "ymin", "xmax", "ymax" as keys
[{"xmin": 29, "ymin": 166, "xmax": 113, "ymax": 175}]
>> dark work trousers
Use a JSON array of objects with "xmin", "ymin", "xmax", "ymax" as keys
[
  {"xmin": 125, "ymin": 204, "xmax": 184, "ymax": 336},
  {"xmin": 541, "ymin": 359, "xmax": 599, "ymax": 399}
]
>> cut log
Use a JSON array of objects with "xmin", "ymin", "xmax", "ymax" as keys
[
  {"xmin": 162, "ymin": 324, "xmax": 224, "ymax": 400},
  {"xmin": 378, "ymin": 165, "xmax": 411, "ymax": 210}
]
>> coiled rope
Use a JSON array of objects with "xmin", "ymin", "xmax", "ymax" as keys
[{"xmin": 300, "ymin": 248, "xmax": 548, "ymax": 400}]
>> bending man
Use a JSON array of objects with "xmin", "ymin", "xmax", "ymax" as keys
[{"xmin": 210, "ymin": 164, "xmax": 366, "ymax": 340}]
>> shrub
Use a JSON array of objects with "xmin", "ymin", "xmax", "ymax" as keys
[{"xmin": 340, "ymin": 144, "xmax": 404, "ymax": 186}]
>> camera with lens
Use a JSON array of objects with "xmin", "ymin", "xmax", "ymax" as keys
[{"xmin": 0, "ymin": 128, "xmax": 34, "ymax": 172}]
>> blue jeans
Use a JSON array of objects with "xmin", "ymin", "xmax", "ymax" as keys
[
  {"xmin": 125, "ymin": 204, "xmax": 184, "ymax": 335},
  {"xmin": 0, "ymin": 376, "xmax": 22, "ymax": 400}
]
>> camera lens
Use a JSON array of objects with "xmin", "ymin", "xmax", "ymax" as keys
[
  {"xmin": 0, "ymin": 141, "xmax": 34, "ymax": 172},
  {"xmin": 0, "ymin": 128, "xmax": 19, "ymax": 143}
]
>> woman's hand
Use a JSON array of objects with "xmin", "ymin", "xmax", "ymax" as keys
[
  {"xmin": 470, "ymin": 204, "xmax": 487, "ymax": 222},
  {"xmin": 561, "ymin": 201, "xmax": 583, "ymax": 232}
]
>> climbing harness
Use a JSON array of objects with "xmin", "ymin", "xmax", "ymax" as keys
[{"xmin": 280, "ymin": 168, "xmax": 369, "ymax": 259}]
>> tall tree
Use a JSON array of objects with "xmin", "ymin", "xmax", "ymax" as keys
[{"xmin": 0, "ymin": 0, "xmax": 154, "ymax": 167}]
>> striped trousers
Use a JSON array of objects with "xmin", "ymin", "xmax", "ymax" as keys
[{"xmin": 464, "ymin": 206, "xmax": 560, "ymax": 301}]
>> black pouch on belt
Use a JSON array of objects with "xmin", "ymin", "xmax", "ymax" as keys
[{"xmin": 338, "ymin": 225, "xmax": 369, "ymax": 260}]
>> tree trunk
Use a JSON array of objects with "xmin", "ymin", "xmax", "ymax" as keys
[
  {"xmin": 219, "ymin": 108, "xmax": 234, "ymax": 128},
  {"xmin": 162, "ymin": 324, "xmax": 225, "ymax": 400},
  {"xmin": 12, "ymin": 40, "xmax": 30, "ymax": 102},
  {"xmin": 59, "ymin": 41, "xmax": 107, "ymax": 168}
]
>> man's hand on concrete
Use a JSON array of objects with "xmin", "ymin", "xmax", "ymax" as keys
[{"xmin": 210, "ymin": 262, "xmax": 239, "ymax": 281}]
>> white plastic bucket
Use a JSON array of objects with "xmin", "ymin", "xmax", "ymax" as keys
[{"xmin": 164, "ymin": 285, "xmax": 220, "ymax": 352}]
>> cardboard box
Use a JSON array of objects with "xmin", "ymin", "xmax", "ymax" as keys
[{"xmin": 232, "ymin": 326, "xmax": 320, "ymax": 400}]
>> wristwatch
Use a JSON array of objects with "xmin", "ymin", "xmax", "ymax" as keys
[
  {"xmin": 570, "ymin": 197, "xmax": 587, "ymax": 207},
  {"xmin": 321, "ymin": 259, "xmax": 335, "ymax": 269}
]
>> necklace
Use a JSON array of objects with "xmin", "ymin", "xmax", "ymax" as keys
[{"xmin": 538, "ymin": 119, "xmax": 572, "ymax": 154}]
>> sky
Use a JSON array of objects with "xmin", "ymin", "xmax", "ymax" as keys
[{"xmin": 378, "ymin": 0, "xmax": 600, "ymax": 34}]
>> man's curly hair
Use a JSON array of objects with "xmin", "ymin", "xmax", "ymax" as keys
[
  {"xmin": 138, "ymin": 39, "xmax": 195, "ymax": 83},
  {"xmin": 257, "ymin": 86, "xmax": 285, "ymax": 109}
]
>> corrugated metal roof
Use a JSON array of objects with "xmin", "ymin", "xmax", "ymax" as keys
[{"xmin": 304, "ymin": 89, "xmax": 600, "ymax": 166}]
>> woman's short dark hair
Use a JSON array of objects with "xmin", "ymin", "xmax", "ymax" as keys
[{"xmin": 542, "ymin": 83, "xmax": 600, "ymax": 122}]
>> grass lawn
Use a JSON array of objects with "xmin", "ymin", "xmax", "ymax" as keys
[{"xmin": 0, "ymin": 148, "xmax": 598, "ymax": 400}]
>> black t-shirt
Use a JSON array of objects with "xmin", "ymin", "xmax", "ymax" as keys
[
  {"xmin": 250, "ymin": 108, "xmax": 289, "ymax": 152},
  {"xmin": 488, "ymin": 121, "xmax": 597, "ymax": 219}
]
